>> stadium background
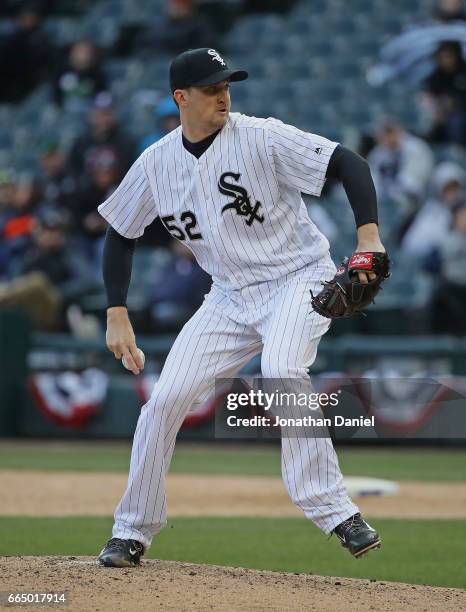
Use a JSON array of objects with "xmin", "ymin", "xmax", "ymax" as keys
[{"xmin": 0, "ymin": 0, "xmax": 465, "ymax": 607}]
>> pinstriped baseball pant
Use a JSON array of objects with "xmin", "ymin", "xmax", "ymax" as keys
[{"xmin": 112, "ymin": 258, "xmax": 359, "ymax": 549}]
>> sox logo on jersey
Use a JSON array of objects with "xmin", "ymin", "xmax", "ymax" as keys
[{"xmin": 218, "ymin": 171, "xmax": 264, "ymax": 226}]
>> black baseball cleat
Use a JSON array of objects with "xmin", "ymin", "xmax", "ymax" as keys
[
  {"xmin": 98, "ymin": 538, "xmax": 145, "ymax": 567},
  {"xmin": 333, "ymin": 513, "xmax": 381, "ymax": 558}
]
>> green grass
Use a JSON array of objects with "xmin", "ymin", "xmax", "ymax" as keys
[
  {"xmin": 0, "ymin": 442, "xmax": 465, "ymax": 482},
  {"xmin": 0, "ymin": 516, "xmax": 465, "ymax": 589},
  {"xmin": 0, "ymin": 442, "xmax": 133, "ymax": 472}
]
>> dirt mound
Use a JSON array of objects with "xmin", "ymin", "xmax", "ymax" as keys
[{"xmin": 1, "ymin": 556, "xmax": 464, "ymax": 612}]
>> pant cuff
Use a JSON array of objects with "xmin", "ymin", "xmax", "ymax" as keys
[
  {"xmin": 112, "ymin": 522, "xmax": 159, "ymax": 551},
  {"xmin": 306, "ymin": 500, "xmax": 360, "ymax": 535}
]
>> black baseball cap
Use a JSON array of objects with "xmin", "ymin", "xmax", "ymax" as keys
[{"xmin": 170, "ymin": 48, "xmax": 248, "ymax": 93}]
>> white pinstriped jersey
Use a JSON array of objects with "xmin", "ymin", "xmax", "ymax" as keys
[
  {"xmin": 98, "ymin": 112, "xmax": 338, "ymax": 291},
  {"xmin": 102, "ymin": 114, "xmax": 360, "ymax": 549}
]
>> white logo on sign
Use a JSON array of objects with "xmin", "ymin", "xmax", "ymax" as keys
[{"xmin": 208, "ymin": 49, "xmax": 226, "ymax": 66}]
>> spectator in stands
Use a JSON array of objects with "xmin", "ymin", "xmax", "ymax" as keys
[
  {"xmin": 38, "ymin": 140, "xmax": 77, "ymax": 215},
  {"xmin": 431, "ymin": 199, "xmax": 466, "ymax": 335},
  {"xmin": 73, "ymin": 149, "xmax": 121, "ymax": 259},
  {"xmin": 12, "ymin": 173, "xmax": 42, "ymax": 215},
  {"xmin": 150, "ymin": 240, "xmax": 211, "ymax": 331},
  {"xmin": 400, "ymin": 162, "xmax": 465, "ymax": 261},
  {"xmin": 135, "ymin": 0, "xmax": 213, "ymax": 56},
  {"xmin": 1, "ymin": 173, "xmax": 42, "ymax": 276},
  {"xmin": 68, "ymin": 92, "xmax": 136, "ymax": 187},
  {"xmin": 0, "ymin": 169, "xmax": 17, "ymax": 278},
  {"xmin": 434, "ymin": 0, "xmax": 466, "ymax": 22},
  {"xmin": 0, "ymin": 169, "xmax": 16, "ymax": 222},
  {"xmin": 0, "ymin": 2, "xmax": 52, "ymax": 102},
  {"xmin": 422, "ymin": 41, "xmax": 466, "ymax": 145},
  {"xmin": 368, "ymin": 117, "xmax": 434, "ymax": 215},
  {"xmin": 139, "ymin": 96, "xmax": 180, "ymax": 153},
  {"xmin": 196, "ymin": 0, "xmax": 240, "ymax": 35},
  {"xmin": 3, "ymin": 209, "xmax": 97, "ymax": 330},
  {"xmin": 53, "ymin": 38, "xmax": 107, "ymax": 113}
]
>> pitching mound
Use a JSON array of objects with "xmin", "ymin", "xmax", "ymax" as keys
[{"xmin": 1, "ymin": 557, "xmax": 464, "ymax": 611}]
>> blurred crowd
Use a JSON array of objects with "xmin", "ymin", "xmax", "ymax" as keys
[
  {"xmin": 0, "ymin": 86, "xmax": 202, "ymax": 333},
  {"xmin": 0, "ymin": 0, "xmax": 465, "ymax": 336},
  {"xmin": 0, "ymin": 0, "xmax": 296, "ymax": 107},
  {"xmin": 363, "ymin": 117, "xmax": 466, "ymax": 335}
]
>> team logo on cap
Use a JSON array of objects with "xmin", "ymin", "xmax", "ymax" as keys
[{"xmin": 208, "ymin": 48, "xmax": 226, "ymax": 66}]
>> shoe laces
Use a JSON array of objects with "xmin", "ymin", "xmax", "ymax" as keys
[
  {"xmin": 107, "ymin": 538, "xmax": 142, "ymax": 553},
  {"xmin": 338, "ymin": 513, "xmax": 368, "ymax": 535},
  {"xmin": 107, "ymin": 538, "xmax": 128, "ymax": 551}
]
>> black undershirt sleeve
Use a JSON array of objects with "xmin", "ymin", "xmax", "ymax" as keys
[
  {"xmin": 326, "ymin": 144, "xmax": 379, "ymax": 227},
  {"xmin": 103, "ymin": 226, "xmax": 136, "ymax": 308}
]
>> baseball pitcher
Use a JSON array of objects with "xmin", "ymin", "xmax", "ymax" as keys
[{"xmin": 97, "ymin": 48, "xmax": 389, "ymax": 567}]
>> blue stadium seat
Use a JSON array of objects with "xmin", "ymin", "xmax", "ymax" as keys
[
  {"xmin": 282, "ymin": 61, "xmax": 313, "ymax": 80},
  {"xmin": 230, "ymin": 84, "xmax": 250, "ymax": 105},
  {"xmin": 45, "ymin": 17, "xmax": 83, "ymax": 45},
  {"xmin": 81, "ymin": 16, "xmax": 120, "ymax": 48},
  {"xmin": 290, "ymin": 0, "xmax": 327, "ymax": 20}
]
